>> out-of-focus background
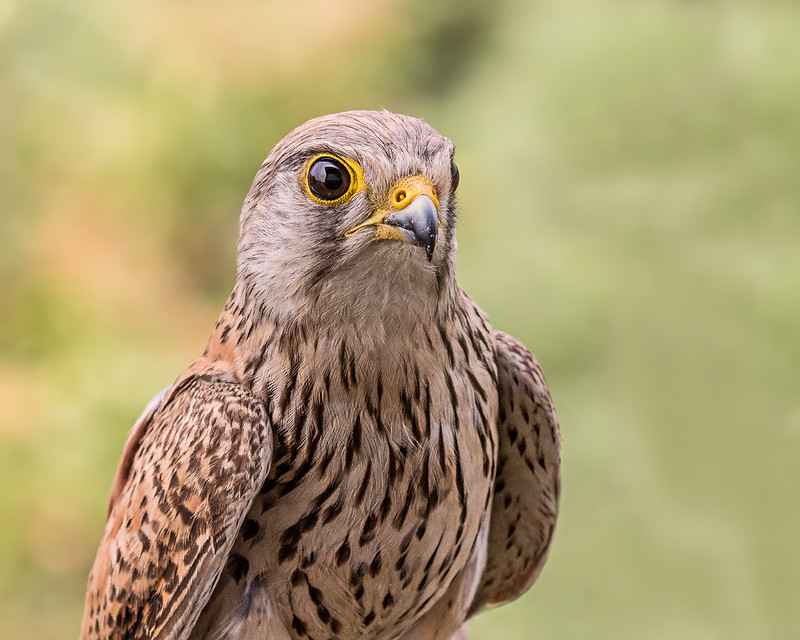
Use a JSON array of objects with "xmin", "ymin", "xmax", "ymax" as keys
[{"xmin": 2, "ymin": 0, "xmax": 799, "ymax": 638}]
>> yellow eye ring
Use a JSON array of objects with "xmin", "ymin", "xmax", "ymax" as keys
[{"xmin": 304, "ymin": 154, "xmax": 363, "ymax": 206}]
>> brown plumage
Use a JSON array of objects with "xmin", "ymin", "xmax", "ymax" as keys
[{"xmin": 81, "ymin": 110, "xmax": 561, "ymax": 640}]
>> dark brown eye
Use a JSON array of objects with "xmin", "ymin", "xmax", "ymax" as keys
[
  {"xmin": 450, "ymin": 160, "xmax": 460, "ymax": 191},
  {"xmin": 308, "ymin": 156, "xmax": 351, "ymax": 201}
]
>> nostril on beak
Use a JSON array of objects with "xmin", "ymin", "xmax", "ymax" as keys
[{"xmin": 394, "ymin": 190, "xmax": 407, "ymax": 205}]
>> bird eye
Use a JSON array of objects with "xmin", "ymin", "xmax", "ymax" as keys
[
  {"xmin": 307, "ymin": 156, "xmax": 352, "ymax": 202},
  {"xmin": 450, "ymin": 160, "xmax": 460, "ymax": 191}
]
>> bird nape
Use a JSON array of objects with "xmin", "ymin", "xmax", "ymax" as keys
[{"xmin": 80, "ymin": 110, "xmax": 561, "ymax": 640}]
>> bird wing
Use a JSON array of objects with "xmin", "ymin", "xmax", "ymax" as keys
[
  {"xmin": 80, "ymin": 374, "xmax": 272, "ymax": 640},
  {"xmin": 469, "ymin": 331, "xmax": 561, "ymax": 615}
]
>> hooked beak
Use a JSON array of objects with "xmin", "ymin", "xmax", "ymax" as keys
[{"xmin": 345, "ymin": 175, "xmax": 439, "ymax": 262}]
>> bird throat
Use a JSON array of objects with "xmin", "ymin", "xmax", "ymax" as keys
[{"xmin": 205, "ymin": 276, "xmax": 459, "ymax": 401}]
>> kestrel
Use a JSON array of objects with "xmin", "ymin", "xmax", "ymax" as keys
[{"xmin": 81, "ymin": 110, "xmax": 561, "ymax": 640}]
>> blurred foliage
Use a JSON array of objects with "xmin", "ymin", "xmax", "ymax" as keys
[{"xmin": 2, "ymin": 0, "xmax": 799, "ymax": 638}]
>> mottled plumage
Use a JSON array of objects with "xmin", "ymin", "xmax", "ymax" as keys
[{"xmin": 81, "ymin": 110, "xmax": 561, "ymax": 640}]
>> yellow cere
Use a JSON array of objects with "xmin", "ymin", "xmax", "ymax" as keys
[
  {"xmin": 388, "ymin": 175, "xmax": 439, "ymax": 211},
  {"xmin": 344, "ymin": 173, "xmax": 442, "ymax": 238}
]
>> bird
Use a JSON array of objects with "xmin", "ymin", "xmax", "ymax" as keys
[{"xmin": 80, "ymin": 110, "xmax": 561, "ymax": 640}]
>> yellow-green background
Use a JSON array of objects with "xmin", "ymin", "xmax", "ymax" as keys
[{"xmin": 2, "ymin": 1, "xmax": 798, "ymax": 638}]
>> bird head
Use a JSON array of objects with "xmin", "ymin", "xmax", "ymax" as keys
[{"xmin": 237, "ymin": 111, "xmax": 461, "ymax": 328}]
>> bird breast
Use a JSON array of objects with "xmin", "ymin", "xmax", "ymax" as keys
[{"xmin": 201, "ymin": 316, "xmax": 499, "ymax": 638}]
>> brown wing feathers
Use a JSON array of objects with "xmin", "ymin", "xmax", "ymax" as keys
[
  {"xmin": 469, "ymin": 331, "xmax": 561, "ymax": 615},
  {"xmin": 81, "ymin": 376, "xmax": 272, "ymax": 640}
]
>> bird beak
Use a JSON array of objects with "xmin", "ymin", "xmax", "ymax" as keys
[{"xmin": 345, "ymin": 175, "xmax": 440, "ymax": 262}]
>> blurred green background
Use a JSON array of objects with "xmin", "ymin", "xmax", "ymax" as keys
[{"xmin": 2, "ymin": 0, "xmax": 799, "ymax": 638}]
